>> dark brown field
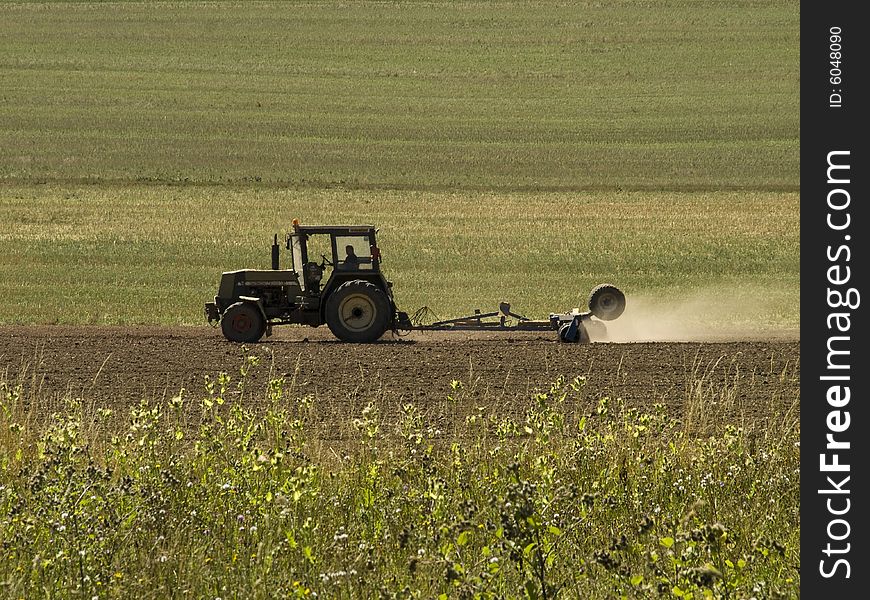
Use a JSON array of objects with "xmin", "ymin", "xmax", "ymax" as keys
[{"xmin": 1, "ymin": 325, "xmax": 799, "ymax": 429}]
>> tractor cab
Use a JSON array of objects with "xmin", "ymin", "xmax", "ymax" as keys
[{"xmin": 285, "ymin": 221, "xmax": 386, "ymax": 299}]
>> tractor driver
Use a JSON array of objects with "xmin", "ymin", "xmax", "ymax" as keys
[{"xmin": 341, "ymin": 244, "xmax": 360, "ymax": 269}]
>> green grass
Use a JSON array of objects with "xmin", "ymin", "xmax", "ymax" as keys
[
  {"xmin": 0, "ymin": 185, "xmax": 799, "ymax": 328},
  {"xmin": 0, "ymin": 354, "xmax": 800, "ymax": 598},
  {"xmin": 1, "ymin": 1, "xmax": 798, "ymax": 190}
]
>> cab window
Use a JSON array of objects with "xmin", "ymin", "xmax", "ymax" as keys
[{"xmin": 335, "ymin": 235, "xmax": 372, "ymax": 270}]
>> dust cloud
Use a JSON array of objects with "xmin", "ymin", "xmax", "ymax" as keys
[{"xmin": 594, "ymin": 288, "xmax": 798, "ymax": 343}]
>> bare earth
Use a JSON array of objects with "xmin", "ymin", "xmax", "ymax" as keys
[{"xmin": 0, "ymin": 325, "xmax": 799, "ymax": 426}]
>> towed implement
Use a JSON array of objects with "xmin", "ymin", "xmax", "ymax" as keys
[{"xmin": 205, "ymin": 221, "xmax": 625, "ymax": 344}]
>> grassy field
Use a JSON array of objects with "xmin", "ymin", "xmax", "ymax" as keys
[
  {"xmin": 1, "ymin": 1, "xmax": 799, "ymax": 191},
  {"xmin": 0, "ymin": 184, "xmax": 798, "ymax": 329},
  {"xmin": 0, "ymin": 1, "xmax": 799, "ymax": 328}
]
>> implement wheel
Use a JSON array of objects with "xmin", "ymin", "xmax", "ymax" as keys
[
  {"xmin": 325, "ymin": 280, "xmax": 391, "ymax": 342},
  {"xmin": 221, "ymin": 301, "xmax": 266, "ymax": 343},
  {"xmin": 559, "ymin": 321, "xmax": 590, "ymax": 344},
  {"xmin": 588, "ymin": 284, "xmax": 626, "ymax": 321}
]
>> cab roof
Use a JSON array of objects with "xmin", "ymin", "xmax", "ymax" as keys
[{"xmin": 293, "ymin": 224, "xmax": 376, "ymax": 236}]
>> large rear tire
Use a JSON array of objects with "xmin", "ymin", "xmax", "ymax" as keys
[
  {"xmin": 588, "ymin": 284, "xmax": 626, "ymax": 321},
  {"xmin": 325, "ymin": 280, "xmax": 391, "ymax": 342},
  {"xmin": 221, "ymin": 301, "xmax": 266, "ymax": 343}
]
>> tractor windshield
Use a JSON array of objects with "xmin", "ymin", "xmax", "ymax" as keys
[
  {"xmin": 290, "ymin": 235, "xmax": 306, "ymax": 287},
  {"xmin": 334, "ymin": 235, "xmax": 373, "ymax": 270}
]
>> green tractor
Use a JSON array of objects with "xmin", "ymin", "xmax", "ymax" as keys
[
  {"xmin": 207, "ymin": 220, "xmax": 627, "ymax": 344},
  {"xmin": 205, "ymin": 221, "xmax": 397, "ymax": 343}
]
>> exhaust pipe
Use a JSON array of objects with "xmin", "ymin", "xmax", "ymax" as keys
[{"xmin": 271, "ymin": 234, "xmax": 280, "ymax": 270}]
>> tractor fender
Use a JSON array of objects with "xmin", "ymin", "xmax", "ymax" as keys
[{"xmin": 236, "ymin": 296, "xmax": 267, "ymax": 320}]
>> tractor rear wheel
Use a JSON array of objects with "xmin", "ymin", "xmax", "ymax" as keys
[
  {"xmin": 221, "ymin": 302, "xmax": 266, "ymax": 343},
  {"xmin": 588, "ymin": 284, "xmax": 626, "ymax": 321},
  {"xmin": 325, "ymin": 280, "xmax": 391, "ymax": 342}
]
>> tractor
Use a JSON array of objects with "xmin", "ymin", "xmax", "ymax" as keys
[
  {"xmin": 206, "ymin": 221, "xmax": 397, "ymax": 343},
  {"xmin": 206, "ymin": 220, "xmax": 626, "ymax": 343}
]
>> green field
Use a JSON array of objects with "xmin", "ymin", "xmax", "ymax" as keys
[
  {"xmin": 1, "ymin": 185, "xmax": 798, "ymax": 330},
  {"xmin": 0, "ymin": 1, "xmax": 799, "ymax": 329},
  {"xmin": 1, "ymin": 1, "xmax": 799, "ymax": 191}
]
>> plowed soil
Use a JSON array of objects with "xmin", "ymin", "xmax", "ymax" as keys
[{"xmin": 1, "ymin": 326, "xmax": 799, "ymax": 428}]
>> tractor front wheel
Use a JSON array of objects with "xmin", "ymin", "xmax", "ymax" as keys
[
  {"xmin": 325, "ymin": 280, "xmax": 391, "ymax": 342},
  {"xmin": 221, "ymin": 302, "xmax": 266, "ymax": 343}
]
